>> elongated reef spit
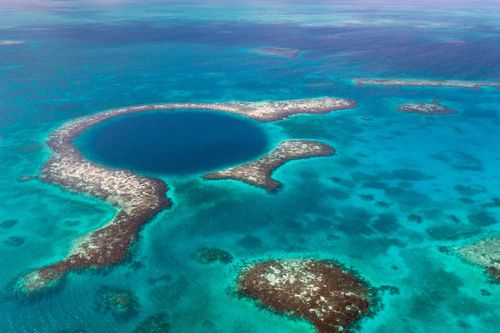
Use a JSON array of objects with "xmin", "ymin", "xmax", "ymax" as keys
[
  {"xmin": 355, "ymin": 78, "xmax": 500, "ymax": 90},
  {"xmin": 16, "ymin": 97, "xmax": 356, "ymax": 294},
  {"xmin": 204, "ymin": 140, "xmax": 334, "ymax": 191}
]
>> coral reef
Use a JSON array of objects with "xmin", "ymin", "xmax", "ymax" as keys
[
  {"xmin": 457, "ymin": 236, "xmax": 500, "ymax": 283},
  {"xmin": 16, "ymin": 97, "xmax": 355, "ymax": 294},
  {"xmin": 397, "ymin": 101, "xmax": 455, "ymax": 115},
  {"xmin": 238, "ymin": 259, "xmax": 374, "ymax": 333},
  {"xmin": 204, "ymin": 140, "xmax": 334, "ymax": 191}
]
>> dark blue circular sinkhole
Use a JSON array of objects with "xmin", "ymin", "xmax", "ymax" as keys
[{"xmin": 76, "ymin": 110, "xmax": 269, "ymax": 175}]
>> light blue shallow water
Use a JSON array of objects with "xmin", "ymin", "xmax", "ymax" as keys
[{"xmin": 0, "ymin": 1, "xmax": 499, "ymax": 332}]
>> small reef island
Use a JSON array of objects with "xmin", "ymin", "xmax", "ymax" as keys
[
  {"xmin": 456, "ymin": 236, "xmax": 500, "ymax": 283},
  {"xmin": 397, "ymin": 101, "xmax": 455, "ymax": 115},
  {"xmin": 204, "ymin": 140, "xmax": 333, "ymax": 191},
  {"xmin": 355, "ymin": 78, "xmax": 500, "ymax": 90},
  {"xmin": 238, "ymin": 259, "xmax": 374, "ymax": 333},
  {"xmin": 248, "ymin": 47, "xmax": 302, "ymax": 59},
  {"xmin": 15, "ymin": 97, "xmax": 356, "ymax": 294},
  {"xmin": 0, "ymin": 40, "xmax": 26, "ymax": 46}
]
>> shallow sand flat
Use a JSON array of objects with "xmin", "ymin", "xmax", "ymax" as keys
[
  {"xmin": 16, "ymin": 97, "xmax": 355, "ymax": 294},
  {"xmin": 204, "ymin": 140, "xmax": 334, "ymax": 191}
]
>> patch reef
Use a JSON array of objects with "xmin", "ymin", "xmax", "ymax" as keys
[
  {"xmin": 238, "ymin": 259, "xmax": 373, "ymax": 333},
  {"xmin": 397, "ymin": 101, "xmax": 455, "ymax": 115}
]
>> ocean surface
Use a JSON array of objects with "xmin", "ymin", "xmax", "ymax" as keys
[{"xmin": 1, "ymin": 1, "xmax": 499, "ymax": 332}]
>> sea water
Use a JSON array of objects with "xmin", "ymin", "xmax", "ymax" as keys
[{"xmin": 0, "ymin": 1, "xmax": 499, "ymax": 332}]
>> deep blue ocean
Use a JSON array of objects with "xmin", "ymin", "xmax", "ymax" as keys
[{"xmin": 1, "ymin": 1, "xmax": 499, "ymax": 332}]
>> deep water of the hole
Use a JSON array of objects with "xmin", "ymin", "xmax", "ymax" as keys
[{"xmin": 76, "ymin": 110, "xmax": 269, "ymax": 175}]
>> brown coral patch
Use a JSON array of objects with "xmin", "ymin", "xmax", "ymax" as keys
[{"xmin": 238, "ymin": 259, "xmax": 373, "ymax": 333}]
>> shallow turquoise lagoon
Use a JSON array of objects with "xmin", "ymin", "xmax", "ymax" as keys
[{"xmin": 0, "ymin": 1, "xmax": 499, "ymax": 332}]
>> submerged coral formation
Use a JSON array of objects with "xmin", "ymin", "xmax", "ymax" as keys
[
  {"xmin": 457, "ymin": 236, "xmax": 500, "ymax": 283},
  {"xmin": 397, "ymin": 101, "xmax": 455, "ymax": 115},
  {"xmin": 204, "ymin": 140, "xmax": 334, "ymax": 191},
  {"xmin": 238, "ymin": 259, "xmax": 374, "ymax": 333},
  {"xmin": 97, "ymin": 286, "xmax": 140, "ymax": 320},
  {"xmin": 16, "ymin": 97, "xmax": 355, "ymax": 294},
  {"xmin": 196, "ymin": 247, "xmax": 233, "ymax": 264},
  {"xmin": 134, "ymin": 312, "xmax": 170, "ymax": 333}
]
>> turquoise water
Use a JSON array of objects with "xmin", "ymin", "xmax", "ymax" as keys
[
  {"xmin": 76, "ymin": 111, "xmax": 269, "ymax": 175},
  {"xmin": 1, "ymin": 1, "xmax": 499, "ymax": 332}
]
